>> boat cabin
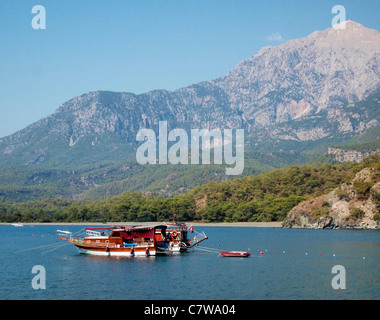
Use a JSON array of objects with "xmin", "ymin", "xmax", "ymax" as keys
[{"xmin": 83, "ymin": 225, "xmax": 167, "ymax": 249}]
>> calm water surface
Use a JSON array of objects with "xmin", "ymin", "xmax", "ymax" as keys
[{"xmin": 0, "ymin": 225, "xmax": 379, "ymax": 300}]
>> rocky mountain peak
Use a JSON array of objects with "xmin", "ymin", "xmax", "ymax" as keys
[
  {"xmin": 215, "ymin": 21, "xmax": 380, "ymax": 126},
  {"xmin": 0, "ymin": 21, "xmax": 379, "ymax": 168},
  {"xmin": 310, "ymin": 20, "xmax": 380, "ymax": 49}
]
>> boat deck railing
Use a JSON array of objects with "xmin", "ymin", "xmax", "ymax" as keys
[{"xmin": 69, "ymin": 236, "xmax": 155, "ymax": 248}]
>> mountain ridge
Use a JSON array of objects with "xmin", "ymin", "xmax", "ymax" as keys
[{"xmin": 0, "ymin": 20, "xmax": 379, "ymax": 170}]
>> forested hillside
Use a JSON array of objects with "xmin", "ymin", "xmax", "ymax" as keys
[
  {"xmin": 0, "ymin": 150, "xmax": 307, "ymax": 203},
  {"xmin": 283, "ymin": 152, "xmax": 380, "ymax": 229},
  {"xmin": 0, "ymin": 159, "xmax": 363, "ymax": 223}
]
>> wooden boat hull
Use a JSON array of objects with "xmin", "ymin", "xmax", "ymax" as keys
[
  {"xmin": 219, "ymin": 250, "xmax": 250, "ymax": 257},
  {"xmin": 70, "ymin": 241, "xmax": 156, "ymax": 257}
]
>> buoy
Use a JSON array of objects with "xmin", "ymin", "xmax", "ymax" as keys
[
  {"xmin": 260, "ymin": 251, "xmax": 264, "ymax": 255},
  {"xmin": 145, "ymin": 248, "xmax": 149, "ymax": 256},
  {"xmin": 130, "ymin": 248, "xmax": 134, "ymax": 256}
]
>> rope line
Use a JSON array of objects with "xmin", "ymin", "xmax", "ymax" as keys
[
  {"xmin": 14, "ymin": 242, "xmax": 65, "ymax": 253},
  {"xmin": 41, "ymin": 242, "xmax": 70, "ymax": 254},
  {"xmin": 196, "ymin": 246, "xmax": 220, "ymax": 252}
]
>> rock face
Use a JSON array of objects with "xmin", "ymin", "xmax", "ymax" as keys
[
  {"xmin": 282, "ymin": 157, "xmax": 380, "ymax": 229},
  {"xmin": 328, "ymin": 147, "xmax": 379, "ymax": 163},
  {"xmin": 0, "ymin": 21, "xmax": 379, "ymax": 168},
  {"xmin": 214, "ymin": 21, "xmax": 380, "ymax": 127},
  {"xmin": 281, "ymin": 194, "xmax": 334, "ymax": 229}
]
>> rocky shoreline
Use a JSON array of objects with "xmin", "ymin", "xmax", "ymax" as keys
[{"xmin": 282, "ymin": 165, "xmax": 380, "ymax": 230}]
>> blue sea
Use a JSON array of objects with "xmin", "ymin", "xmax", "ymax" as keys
[{"xmin": 0, "ymin": 225, "xmax": 379, "ymax": 300}]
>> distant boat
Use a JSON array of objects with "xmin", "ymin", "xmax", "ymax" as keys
[
  {"xmin": 219, "ymin": 250, "xmax": 250, "ymax": 257},
  {"xmin": 11, "ymin": 223, "xmax": 23, "ymax": 227}
]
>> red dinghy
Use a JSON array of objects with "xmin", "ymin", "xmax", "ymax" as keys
[{"xmin": 219, "ymin": 250, "xmax": 250, "ymax": 257}]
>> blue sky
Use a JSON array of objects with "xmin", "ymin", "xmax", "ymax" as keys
[{"xmin": 0, "ymin": 0, "xmax": 379, "ymax": 138}]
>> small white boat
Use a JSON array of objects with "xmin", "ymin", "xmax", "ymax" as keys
[{"xmin": 12, "ymin": 223, "xmax": 24, "ymax": 227}]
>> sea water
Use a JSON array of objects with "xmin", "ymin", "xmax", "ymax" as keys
[{"xmin": 0, "ymin": 225, "xmax": 379, "ymax": 300}]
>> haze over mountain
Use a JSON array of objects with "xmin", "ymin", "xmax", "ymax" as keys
[{"xmin": 0, "ymin": 20, "xmax": 379, "ymax": 169}]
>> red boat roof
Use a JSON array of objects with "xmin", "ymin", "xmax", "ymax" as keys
[
  {"xmin": 85, "ymin": 226, "xmax": 116, "ymax": 231},
  {"xmin": 85, "ymin": 225, "xmax": 167, "ymax": 233}
]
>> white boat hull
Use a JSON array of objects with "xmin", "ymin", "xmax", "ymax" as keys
[{"xmin": 76, "ymin": 247, "xmax": 157, "ymax": 256}]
